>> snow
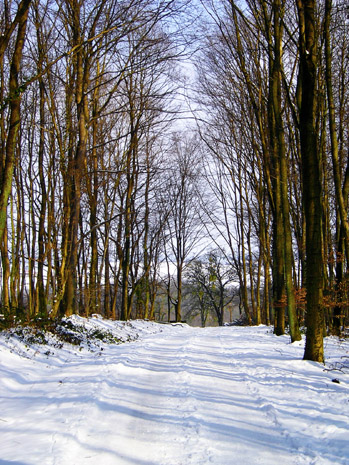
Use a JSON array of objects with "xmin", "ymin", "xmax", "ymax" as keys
[{"xmin": 0, "ymin": 318, "xmax": 348, "ymax": 465}]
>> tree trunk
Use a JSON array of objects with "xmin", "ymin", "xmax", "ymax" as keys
[
  {"xmin": 63, "ymin": 1, "xmax": 90, "ymax": 316},
  {"xmin": 176, "ymin": 264, "xmax": 182, "ymax": 322},
  {"xmin": 34, "ymin": 3, "xmax": 48, "ymax": 316},
  {"xmin": 0, "ymin": 1, "xmax": 30, "ymax": 248},
  {"xmin": 324, "ymin": 0, "xmax": 349, "ymax": 334},
  {"xmin": 297, "ymin": 0, "xmax": 324, "ymax": 362},
  {"xmin": 271, "ymin": 0, "xmax": 301, "ymax": 342}
]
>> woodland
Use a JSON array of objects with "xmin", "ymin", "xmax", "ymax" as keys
[{"xmin": 0, "ymin": 0, "xmax": 348, "ymax": 363}]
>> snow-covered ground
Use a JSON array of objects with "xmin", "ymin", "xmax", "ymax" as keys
[{"xmin": 0, "ymin": 317, "xmax": 348, "ymax": 465}]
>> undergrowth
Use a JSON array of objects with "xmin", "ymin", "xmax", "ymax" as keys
[{"xmin": 0, "ymin": 314, "xmax": 134, "ymax": 352}]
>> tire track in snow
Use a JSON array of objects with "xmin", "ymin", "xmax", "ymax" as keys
[
  {"xmin": 163, "ymin": 332, "xmax": 214, "ymax": 465},
  {"xmin": 218, "ymin": 329, "xmax": 348, "ymax": 465},
  {"xmin": 216, "ymin": 335, "xmax": 304, "ymax": 465},
  {"xmin": 49, "ymin": 353, "xmax": 112, "ymax": 465},
  {"xmin": 111, "ymin": 326, "xmax": 302, "ymax": 465},
  {"xmin": 115, "ymin": 329, "xmax": 213, "ymax": 465},
  {"xmin": 9, "ymin": 324, "xmax": 345, "ymax": 465},
  {"xmin": 218, "ymin": 330, "xmax": 313, "ymax": 465},
  {"xmin": 1, "ymin": 323, "xmax": 348, "ymax": 465}
]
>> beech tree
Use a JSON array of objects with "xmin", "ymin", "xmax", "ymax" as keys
[
  {"xmin": 0, "ymin": 0, "xmax": 347, "ymax": 347},
  {"xmin": 0, "ymin": 0, "xmax": 32, "ymax": 313},
  {"xmin": 186, "ymin": 250, "xmax": 237, "ymax": 326},
  {"xmin": 0, "ymin": 0, "xmax": 190, "ymax": 321},
  {"xmin": 195, "ymin": 0, "xmax": 348, "ymax": 353},
  {"xmin": 324, "ymin": 0, "xmax": 349, "ymax": 334},
  {"xmin": 295, "ymin": 0, "xmax": 324, "ymax": 362},
  {"xmin": 163, "ymin": 134, "xmax": 204, "ymax": 322}
]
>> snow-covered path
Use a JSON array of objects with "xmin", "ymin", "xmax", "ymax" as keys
[{"xmin": 0, "ymin": 323, "xmax": 348, "ymax": 465}]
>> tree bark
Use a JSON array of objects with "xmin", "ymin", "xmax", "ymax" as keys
[
  {"xmin": 0, "ymin": 1, "xmax": 31, "ymax": 247},
  {"xmin": 324, "ymin": 0, "xmax": 349, "ymax": 333},
  {"xmin": 297, "ymin": 0, "xmax": 324, "ymax": 362},
  {"xmin": 271, "ymin": 0, "xmax": 301, "ymax": 341}
]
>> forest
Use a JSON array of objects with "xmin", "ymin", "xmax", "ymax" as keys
[{"xmin": 0, "ymin": 0, "xmax": 348, "ymax": 363}]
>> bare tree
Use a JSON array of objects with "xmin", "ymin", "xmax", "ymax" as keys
[
  {"xmin": 163, "ymin": 134, "xmax": 204, "ymax": 322},
  {"xmin": 186, "ymin": 249, "xmax": 237, "ymax": 326},
  {"xmin": 296, "ymin": 0, "xmax": 324, "ymax": 362}
]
